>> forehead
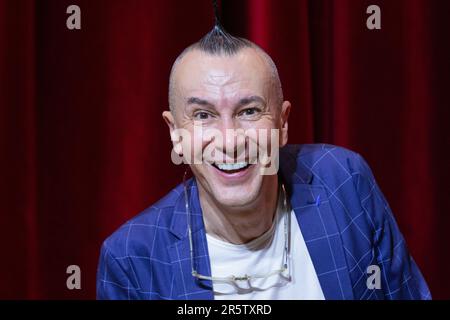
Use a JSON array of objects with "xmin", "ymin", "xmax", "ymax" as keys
[{"xmin": 173, "ymin": 47, "xmax": 272, "ymax": 99}]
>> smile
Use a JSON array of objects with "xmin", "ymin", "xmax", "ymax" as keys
[{"xmin": 212, "ymin": 162, "xmax": 252, "ymax": 174}]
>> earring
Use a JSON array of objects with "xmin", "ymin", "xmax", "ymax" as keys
[{"xmin": 174, "ymin": 143, "xmax": 183, "ymax": 157}]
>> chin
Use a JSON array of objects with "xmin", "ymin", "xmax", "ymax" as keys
[
  {"xmin": 191, "ymin": 161, "xmax": 265, "ymax": 209},
  {"xmin": 207, "ymin": 173, "xmax": 264, "ymax": 208},
  {"xmin": 211, "ymin": 188, "xmax": 259, "ymax": 209}
]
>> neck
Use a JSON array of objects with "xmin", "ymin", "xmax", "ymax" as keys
[{"xmin": 198, "ymin": 176, "xmax": 279, "ymax": 245}]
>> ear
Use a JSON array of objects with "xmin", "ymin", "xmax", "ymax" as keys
[
  {"xmin": 162, "ymin": 110, "xmax": 182, "ymax": 156},
  {"xmin": 162, "ymin": 110, "xmax": 175, "ymax": 131},
  {"xmin": 279, "ymin": 101, "xmax": 291, "ymax": 148}
]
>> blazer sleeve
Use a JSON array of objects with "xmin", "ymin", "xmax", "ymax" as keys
[
  {"xmin": 96, "ymin": 242, "xmax": 141, "ymax": 300},
  {"xmin": 353, "ymin": 153, "xmax": 431, "ymax": 300}
]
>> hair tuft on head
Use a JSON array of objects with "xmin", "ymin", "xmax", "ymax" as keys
[
  {"xmin": 198, "ymin": 0, "xmax": 250, "ymax": 55},
  {"xmin": 212, "ymin": 0, "xmax": 220, "ymax": 27}
]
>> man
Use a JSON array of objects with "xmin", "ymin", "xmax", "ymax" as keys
[{"xmin": 96, "ymin": 24, "xmax": 430, "ymax": 300}]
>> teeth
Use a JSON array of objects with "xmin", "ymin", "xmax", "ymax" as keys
[{"xmin": 216, "ymin": 162, "xmax": 248, "ymax": 171}]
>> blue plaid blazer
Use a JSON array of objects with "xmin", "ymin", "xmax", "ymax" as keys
[{"xmin": 97, "ymin": 144, "xmax": 431, "ymax": 300}]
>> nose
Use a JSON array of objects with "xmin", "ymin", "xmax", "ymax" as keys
[{"xmin": 215, "ymin": 118, "xmax": 246, "ymax": 162}]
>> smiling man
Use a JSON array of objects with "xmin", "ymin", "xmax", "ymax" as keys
[{"xmin": 96, "ymin": 24, "xmax": 430, "ymax": 300}]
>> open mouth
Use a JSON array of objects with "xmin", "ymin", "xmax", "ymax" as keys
[{"xmin": 212, "ymin": 162, "xmax": 252, "ymax": 174}]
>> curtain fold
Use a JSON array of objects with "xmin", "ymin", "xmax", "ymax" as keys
[{"xmin": 0, "ymin": 0, "xmax": 39, "ymax": 299}]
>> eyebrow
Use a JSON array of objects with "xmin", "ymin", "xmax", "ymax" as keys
[
  {"xmin": 237, "ymin": 95, "xmax": 266, "ymax": 107},
  {"xmin": 186, "ymin": 95, "xmax": 266, "ymax": 108},
  {"xmin": 186, "ymin": 97, "xmax": 214, "ymax": 107}
]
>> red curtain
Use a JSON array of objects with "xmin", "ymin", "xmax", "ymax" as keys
[{"xmin": 0, "ymin": 0, "xmax": 448, "ymax": 299}]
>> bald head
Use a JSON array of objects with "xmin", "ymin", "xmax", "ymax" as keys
[{"xmin": 168, "ymin": 28, "xmax": 283, "ymax": 114}]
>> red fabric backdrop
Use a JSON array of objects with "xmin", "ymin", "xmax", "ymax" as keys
[{"xmin": 0, "ymin": 0, "xmax": 449, "ymax": 299}]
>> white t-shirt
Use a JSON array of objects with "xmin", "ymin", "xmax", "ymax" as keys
[{"xmin": 206, "ymin": 202, "xmax": 325, "ymax": 300}]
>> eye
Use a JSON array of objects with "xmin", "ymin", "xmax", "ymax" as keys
[
  {"xmin": 239, "ymin": 107, "xmax": 261, "ymax": 117},
  {"xmin": 193, "ymin": 111, "xmax": 212, "ymax": 120}
]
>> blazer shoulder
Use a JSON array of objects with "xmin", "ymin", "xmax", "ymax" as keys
[
  {"xmin": 293, "ymin": 143, "xmax": 360, "ymax": 163},
  {"xmin": 101, "ymin": 183, "xmax": 183, "ymax": 258},
  {"xmin": 283, "ymin": 143, "xmax": 365, "ymax": 175},
  {"xmin": 281, "ymin": 143, "xmax": 376, "ymax": 199}
]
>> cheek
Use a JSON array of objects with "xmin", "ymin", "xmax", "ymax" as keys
[
  {"xmin": 240, "ymin": 115, "xmax": 279, "ymax": 145},
  {"xmin": 243, "ymin": 121, "xmax": 279, "ymax": 151},
  {"xmin": 177, "ymin": 125, "xmax": 207, "ymax": 162}
]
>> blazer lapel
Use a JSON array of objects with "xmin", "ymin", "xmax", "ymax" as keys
[
  {"xmin": 289, "ymin": 182, "xmax": 355, "ymax": 300},
  {"xmin": 280, "ymin": 145, "xmax": 354, "ymax": 300},
  {"xmin": 167, "ymin": 179, "xmax": 214, "ymax": 300}
]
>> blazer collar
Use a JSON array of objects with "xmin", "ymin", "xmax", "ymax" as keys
[
  {"xmin": 168, "ymin": 145, "xmax": 354, "ymax": 299},
  {"xmin": 279, "ymin": 145, "xmax": 354, "ymax": 299},
  {"xmin": 169, "ymin": 177, "xmax": 204, "ymax": 240},
  {"xmin": 168, "ymin": 145, "xmax": 313, "ymax": 239}
]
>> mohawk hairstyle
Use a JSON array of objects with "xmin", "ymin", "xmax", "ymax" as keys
[
  {"xmin": 197, "ymin": 0, "xmax": 252, "ymax": 55},
  {"xmin": 197, "ymin": 24, "xmax": 252, "ymax": 55}
]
